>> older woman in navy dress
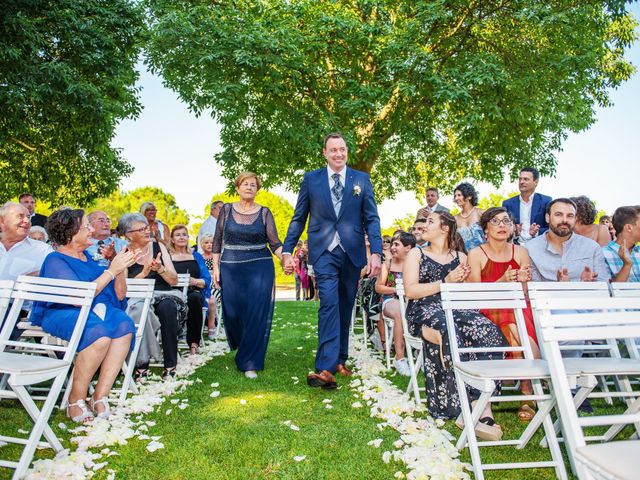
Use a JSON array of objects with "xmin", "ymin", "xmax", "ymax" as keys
[
  {"xmin": 31, "ymin": 209, "xmax": 140, "ymax": 422},
  {"xmin": 212, "ymin": 172, "xmax": 283, "ymax": 379}
]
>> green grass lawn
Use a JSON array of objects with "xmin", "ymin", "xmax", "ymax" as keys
[{"xmin": 2, "ymin": 301, "xmax": 630, "ymax": 479}]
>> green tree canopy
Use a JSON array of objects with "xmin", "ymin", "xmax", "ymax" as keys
[
  {"xmin": 145, "ymin": 0, "xmax": 637, "ymax": 200},
  {"xmin": 90, "ymin": 186, "xmax": 189, "ymax": 231},
  {"xmin": 0, "ymin": 0, "xmax": 145, "ymax": 205}
]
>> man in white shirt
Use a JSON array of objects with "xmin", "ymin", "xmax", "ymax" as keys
[
  {"xmin": 502, "ymin": 167, "xmax": 552, "ymax": 244},
  {"xmin": 0, "ymin": 202, "xmax": 52, "ymax": 281},
  {"xmin": 197, "ymin": 201, "xmax": 224, "ymax": 253}
]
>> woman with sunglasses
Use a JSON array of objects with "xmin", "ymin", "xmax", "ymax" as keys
[
  {"xmin": 467, "ymin": 207, "xmax": 539, "ymax": 422},
  {"xmin": 119, "ymin": 213, "xmax": 181, "ymax": 381}
]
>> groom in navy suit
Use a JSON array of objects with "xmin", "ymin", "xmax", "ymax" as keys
[{"xmin": 282, "ymin": 133, "xmax": 382, "ymax": 389}]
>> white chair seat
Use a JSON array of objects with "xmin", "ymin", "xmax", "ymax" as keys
[
  {"xmin": 0, "ymin": 352, "xmax": 69, "ymax": 375},
  {"xmin": 455, "ymin": 359, "xmax": 550, "ymax": 380},
  {"xmin": 564, "ymin": 357, "xmax": 640, "ymax": 376},
  {"xmin": 576, "ymin": 441, "xmax": 640, "ymax": 480}
]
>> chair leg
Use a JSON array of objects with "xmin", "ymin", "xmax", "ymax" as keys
[
  {"xmin": 59, "ymin": 368, "xmax": 74, "ymax": 409},
  {"xmin": 10, "ymin": 374, "xmax": 67, "ymax": 478},
  {"xmin": 456, "ymin": 375, "xmax": 489, "ymax": 480},
  {"xmin": 384, "ymin": 321, "xmax": 391, "ymax": 369}
]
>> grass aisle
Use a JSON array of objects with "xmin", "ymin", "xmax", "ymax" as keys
[
  {"xmin": 0, "ymin": 300, "xmax": 581, "ymax": 479},
  {"xmin": 98, "ymin": 301, "xmax": 401, "ymax": 479}
]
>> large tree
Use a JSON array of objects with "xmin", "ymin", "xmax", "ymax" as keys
[
  {"xmin": 145, "ymin": 0, "xmax": 637, "ymax": 199},
  {"xmin": 90, "ymin": 186, "xmax": 190, "ymax": 230},
  {"xmin": 0, "ymin": 0, "xmax": 145, "ymax": 205}
]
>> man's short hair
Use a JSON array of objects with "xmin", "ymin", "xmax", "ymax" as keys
[
  {"xmin": 520, "ymin": 167, "xmax": 540, "ymax": 181},
  {"xmin": 612, "ymin": 206, "xmax": 640, "ymax": 236},
  {"xmin": 18, "ymin": 193, "xmax": 34, "ymax": 202},
  {"xmin": 546, "ymin": 198, "xmax": 577, "ymax": 215},
  {"xmin": 0, "ymin": 201, "xmax": 23, "ymax": 219},
  {"xmin": 211, "ymin": 200, "xmax": 224, "ymax": 209},
  {"xmin": 413, "ymin": 217, "xmax": 427, "ymax": 225},
  {"xmin": 426, "ymin": 187, "xmax": 439, "ymax": 195},
  {"xmin": 323, "ymin": 132, "xmax": 345, "ymax": 148}
]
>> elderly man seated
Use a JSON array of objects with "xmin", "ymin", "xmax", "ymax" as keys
[
  {"xmin": 86, "ymin": 210, "xmax": 128, "ymax": 267},
  {"xmin": 0, "ymin": 202, "xmax": 53, "ymax": 335}
]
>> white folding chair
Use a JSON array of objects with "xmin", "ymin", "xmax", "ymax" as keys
[
  {"xmin": 610, "ymin": 282, "xmax": 640, "ymax": 299},
  {"xmin": 0, "ymin": 276, "xmax": 96, "ymax": 480},
  {"xmin": 209, "ymin": 287, "xmax": 225, "ymax": 340},
  {"xmin": 529, "ymin": 282, "xmax": 622, "ymax": 406},
  {"xmin": 176, "ymin": 273, "xmax": 190, "ymax": 296},
  {"xmin": 381, "ymin": 304, "xmax": 394, "ymax": 369},
  {"xmin": 396, "ymin": 278, "xmax": 426, "ymax": 405},
  {"xmin": 536, "ymin": 296, "xmax": 640, "ymax": 479},
  {"xmin": 440, "ymin": 282, "xmax": 567, "ymax": 480},
  {"xmin": 117, "ymin": 278, "xmax": 154, "ymax": 404}
]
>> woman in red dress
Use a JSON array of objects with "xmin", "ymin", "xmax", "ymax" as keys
[{"xmin": 467, "ymin": 207, "xmax": 539, "ymax": 421}]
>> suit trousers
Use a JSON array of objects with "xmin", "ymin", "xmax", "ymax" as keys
[{"xmin": 313, "ymin": 246, "xmax": 361, "ymax": 373}]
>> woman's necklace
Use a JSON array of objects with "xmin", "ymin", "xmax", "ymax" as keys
[
  {"xmin": 236, "ymin": 201, "xmax": 256, "ymax": 213},
  {"xmin": 459, "ymin": 206, "xmax": 476, "ymax": 219}
]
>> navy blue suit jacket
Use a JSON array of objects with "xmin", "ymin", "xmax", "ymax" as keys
[
  {"xmin": 283, "ymin": 167, "xmax": 382, "ymax": 267},
  {"xmin": 502, "ymin": 193, "xmax": 552, "ymax": 234}
]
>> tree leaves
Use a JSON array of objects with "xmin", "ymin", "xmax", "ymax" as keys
[
  {"xmin": 0, "ymin": 0, "xmax": 145, "ymax": 205},
  {"xmin": 145, "ymin": 0, "xmax": 637, "ymax": 199}
]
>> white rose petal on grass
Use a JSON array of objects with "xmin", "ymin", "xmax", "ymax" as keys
[
  {"xmin": 210, "ymin": 391, "xmax": 221, "ymax": 398},
  {"xmin": 165, "ymin": 409, "xmax": 172, "ymax": 415},
  {"xmin": 325, "ymin": 404, "xmax": 333, "ymax": 409},
  {"xmin": 367, "ymin": 438, "xmax": 383, "ymax": 448},
  {"xmin": 58, "ymin": 423, "xmax": 67, "ymax": 430},
  {"xmin": 293, "ymin": 455, "xmax": 307, "ymax": 462},
  {"xmin": 107, "ymin": 470, "xmax": 116, "ymax": 480},
  {"xmin": 210, "ymin": 382, "xmax": 219, "ymax": 387},
  {"xmin": 289, "ymin": 424, "xmax": 300, "ymax": 431},
  {"xmin": 351, "ymin": 401, "xmax": 363, "ymax": 408},
  {"xmin": 394, "ymin": 471, "xmax": 405, "ymax": 479},
  {"xmin": 382, "ymin": 451, "xmax": 392, "ymax": 463},
  {"xmin": 296, "ymin": 346, "xmax": 303, "ymax": 350},
  {"xmin": 322, "ymin": 399, "xmax": 332, "ymax": 404},
  {"xmin": 146, "ymin": 440, "xmax": 164, "ymax": 452},
  {"xmin": 240, "ymin": 399, "xmax": 247, "ymax": 405}
]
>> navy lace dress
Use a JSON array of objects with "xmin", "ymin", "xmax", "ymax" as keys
[{"xmin": 213, "ymin": 204, "xmax": 282, "ymax": 371}]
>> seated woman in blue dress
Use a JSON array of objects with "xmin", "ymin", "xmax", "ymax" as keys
[{"xmin": 30, "ymin": 209, "xmax": 140, "ymax": 423}]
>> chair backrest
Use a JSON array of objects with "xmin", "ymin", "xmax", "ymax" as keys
[
  {"xmin": 528, "ymin": 281, "xmax": 610, "ymax": 301},
  {"xmin": 610, "ymin": 282, "xmax": 640, "ymax": 298},
  {"xmin": 125, "ymin": 278, "xmax": 155, "ymax": 335},
  {"xmin": 176, "ymin": 273, "xmax": 190, "ymax": 296},
  {"xmin": 0, "ymin": 276, "xmax": 96, "ymax": 361},
  {"xmin": 440, "ymin": 282, "xmax": 533, "ymax": 362},
  {"xmin": 0, "ymin": 280, "xmax": 14, "ymax": 323},
  {"xmin": 529, "ymin": 281, "xmax": 616, "ymax": 357},
  {"xmin": 537, "ymin": 298, "xmax": 640, "ymax": 463}
]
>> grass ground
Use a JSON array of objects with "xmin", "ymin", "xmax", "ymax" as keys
[{"xmin": 1, "ymin": 300, "xmax": 628, "ymax": 479}]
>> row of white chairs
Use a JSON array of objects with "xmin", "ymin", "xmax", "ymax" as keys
[
  {"xmin": 0, "ymin": 276, "xmax": 163, "ymax": 479},
  {"xmin": 394, "ymin": 280, "xmax": 640, "ymax": 480}
]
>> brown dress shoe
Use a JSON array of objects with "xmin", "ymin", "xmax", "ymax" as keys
[
  {"xmin": 336, "ymin": 364, "xmax": 352, "ymax": 377},
  {"xmin": 306, "ymin": 370, "xmax": 338, "ymax": 390}
]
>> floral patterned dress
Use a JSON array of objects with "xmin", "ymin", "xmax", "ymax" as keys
[{"xmin": 405, "ymin": 249, "xmax": 508, "ymax": 419}]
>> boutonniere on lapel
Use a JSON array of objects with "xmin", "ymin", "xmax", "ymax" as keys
[{"xmin": 352, "ymin": 184, "xmax": 362, "ymax": 197}]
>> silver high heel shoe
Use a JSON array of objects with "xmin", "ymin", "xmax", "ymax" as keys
[
  {"xmin": 90, "ymin": 396, "xmax": 111, "ymax": 419},
  {"xmin": 67, "ymin": 399, "xmax": 94, "ymax": 424}
]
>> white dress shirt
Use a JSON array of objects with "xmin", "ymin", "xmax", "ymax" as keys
[
  {"xmin": 0, "ymin": 237, "xmax": 53, "ymax": 281},
  {"xmin": 519, "ymin": 193, "xmax": 536, "ymax": 243},
  {"xmin": 327, "ymin": 165, "xmax": 346, "ymax": 252}
]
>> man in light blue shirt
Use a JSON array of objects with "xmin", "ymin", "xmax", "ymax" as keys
[
  {"xmin": 602, "ymin": 206, "xmax": 640, "ymax": 282},
  {"xmin": 525, "ymin": 199, "xmax": 610, "ymax": 283},
  {"xmin": 525, "ymin": 198, "xmax": 610, "ymax": 366},
  {"xmin": 86, "ymin": 211, "xmax": 127, "ymax": 267}
]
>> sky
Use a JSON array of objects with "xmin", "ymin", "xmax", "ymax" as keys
[{"xmin": 112, "ymin": 5, "xmax": 640, "ymax": 226}]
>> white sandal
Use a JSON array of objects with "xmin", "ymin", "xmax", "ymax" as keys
[
  {"xmin": 90, "ymin": 396, "xmax": 111, "ymax": 419},
  {"xmin": 67, "ymin": 399, "xmax": 94, "ymax": 424}
]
